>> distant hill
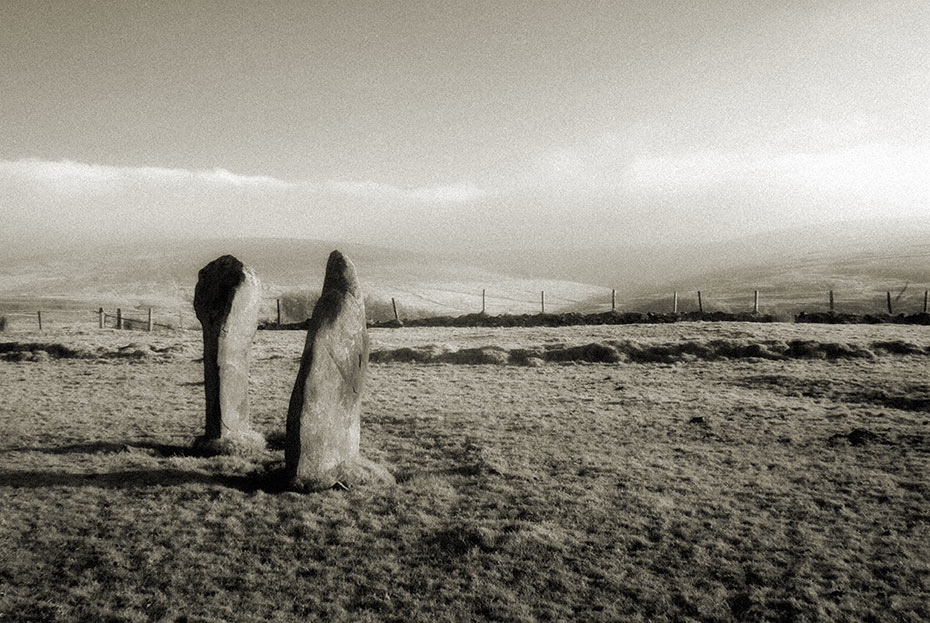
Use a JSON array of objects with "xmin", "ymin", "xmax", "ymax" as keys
[
  {"xmin": 462, "ymin": 217, "xmax": 930, "ymax": 291},
  {"xmin": 0, "ymin": 237, "xmax": 612, "ymax": 322},
  {"xmin": 563, "ymin": 220, "xmax": 930, "ymax": 317},
  {"xmin": 616, "ymin": 248, "xmax": 930, "ymax": 318},
  {"xmin": 1, "ymin": 218, "xmax": 927, "ymax": 326}
]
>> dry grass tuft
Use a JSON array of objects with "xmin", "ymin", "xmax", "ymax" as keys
[
  {"xmin": 438, "ymin": 346, "xmax": 510, "ymax": 365},
  {"xmin": 545, "ymin": 342, "xmax": 622, "ymax": 363}
]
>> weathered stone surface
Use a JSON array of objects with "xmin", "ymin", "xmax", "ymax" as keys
[
  {"xmin": 285, "ymin": 250, "xmax": 394, "ymax": 490},
  {"xmin": 193, "ymin": 255, "xmax": 265, "ymax": 453}
]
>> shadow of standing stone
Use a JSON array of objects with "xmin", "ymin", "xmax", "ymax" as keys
[
  {"xmin": 193, "ymin": 255, "xmax": 265, "ymax": 454},
  {"xmin": 285, "ymin": 251, "xmax": 394, "ymax": 491}
]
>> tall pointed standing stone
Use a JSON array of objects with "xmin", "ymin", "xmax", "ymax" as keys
[
  {"xmin": 193, "ymin": 255, "xmax": 265, "ymax": 453},
  {"xmin": 285, "ymin": 250, "xmax": 394, "ymax": 490}
]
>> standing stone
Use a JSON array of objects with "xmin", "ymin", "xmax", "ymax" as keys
[
  {"xmin": 285, "ymin": 250, "xmax": 394, "ymax": 490},
  {"xmin": 193, "ymin": 255, "xmax": 265, "ymax": 453}
]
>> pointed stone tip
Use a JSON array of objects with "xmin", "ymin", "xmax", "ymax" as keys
[
  {"xmin": 202, "ymin": 254, "xmax": 244, "ymax": 275},
  {"xmin": 194, "ymin": 255, "xmax": 250, "ymax": 322},
  {"xmin": 322, "ymin": 250, "xmax": 360, "ymax": 296}
]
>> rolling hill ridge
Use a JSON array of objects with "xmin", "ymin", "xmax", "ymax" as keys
[{"xmin": 1, "ymin": 218, "xmax": 928, "ymax": 323}]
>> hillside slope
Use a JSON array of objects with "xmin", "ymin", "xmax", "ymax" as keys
[
  {"xmin": 611, "ymin": 239, "xmax": 930, "ymax": 317},
  {"xmin": 0, "ymin": 238, "xmax": 611, "ymax": 321},
  {"xmin": 2, "ymin": 218, "xmax": 927, "ymax": 324}
]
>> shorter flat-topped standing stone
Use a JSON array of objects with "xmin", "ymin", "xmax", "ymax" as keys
[
  {"xmin": 193, "ymin": 255, "xmax": 265, "ymax": 454},
  {"xmin": 285, "ymin": 250, "xmax": 394, "ymax": 490}
]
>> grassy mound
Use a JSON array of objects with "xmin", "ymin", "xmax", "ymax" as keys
[
  {"xmin": 0, "ymin": 341, "xmax": 192, "ymax": 362},
  {"xmin": 370, "ymin": 338, "xmax": 927, "ymax": 366},
  {"xmin": 0, "ymin": 342, "xmax": 89, "ymax": 360},
  {"xmin": 368, "ymin": 310, "xmax": 779, "ymax": 329},
  {"xmin": 797, "ymin": 312, "xmax": 930, "ymax": 325}
]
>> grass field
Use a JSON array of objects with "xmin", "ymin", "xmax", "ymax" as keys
[{"xmin": 1, "ymin": 322, "xmax": 929, "ymax": 622}]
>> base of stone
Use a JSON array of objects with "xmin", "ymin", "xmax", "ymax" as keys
[
  {"xmin": 288, "ymin": 454, "xmax": 395, "ymax": 492},
  {"xmin": 194, "ymin": 429, "xmax": 267, "ymax": 456}
]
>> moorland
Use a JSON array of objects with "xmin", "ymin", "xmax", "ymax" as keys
[{"xmin": 1, "ymin": 321, "xmax": 928, "ymax": 621}]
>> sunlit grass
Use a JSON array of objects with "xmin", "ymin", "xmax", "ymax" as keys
[{"xmin": 1, "ymin": 323, "xmax": 928, "ymax": 621}]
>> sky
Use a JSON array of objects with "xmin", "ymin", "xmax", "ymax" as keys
[{"xmin": 1, "ymin": 0, "xmax": 928, "ymax": 256}]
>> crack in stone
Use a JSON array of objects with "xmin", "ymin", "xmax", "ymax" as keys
[{"xmin": 327, "ymin": 346, "xmax": 359, "ymax": 394}]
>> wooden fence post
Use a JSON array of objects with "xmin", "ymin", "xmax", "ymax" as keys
[
  {"xmin": 147, "ymin": 308, "xmax": 153, "ymax": 332},
  {"xmin": 540, "ymin": 291, "xmax": 545, "ymax": 314},
  {"xmin": 116, "ymin": 308, "xmax": 122, "ymax": 330},
  {"xmin": 753, "ymin": 291, "xmax": 759, "ymax": 314},
  {"xmin": 98, "ymin": 307, "xmax": 104, "ymax": 329},
  {"xmin": 697, "ymin": 291, "xmax": 703, "ymax": 314},
  {"xmin": 829, "ymin": 290, "xmax": 835, "ymax": 313},
  {"xmin": 37, "ymin": 311, "xmax": 42, "ymax": 330},
  {"xmin": 482, "ymin": 289, "xmax": 486, "ymax": 314},
  {"xmin": 391, "ymin": 298, "xmax": 399, "ymax": 322},
  {"xmin": 611, "ymin": 289, "xmax": 616, "ymax": 312},
  {"xmin": 672, "ymin": 291, "xmax": 678, "ymax": 314},
  {"xmin": 276, "ymin": 298, "xmax": 281, "ymax": 325},
  {"xmin": 924, "ymin": 290, "xmax": 928, "ymax": 314},
  {"xmin": 887, "ymin": 291, "xmax": 893, "ymax": 315}
]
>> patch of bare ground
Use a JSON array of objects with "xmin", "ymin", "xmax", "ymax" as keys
[{"xmin": 1, "ymin": 322, "xmax": 928, "ymax": 621}]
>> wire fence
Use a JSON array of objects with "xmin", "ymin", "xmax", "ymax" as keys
[
  {"xmin": 0, "ymin": 308, "xmax": 186, "ymax": 332},
  {"xmin": 1, "ymin": 286, "xmax": 928, "ymax": 332}
]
